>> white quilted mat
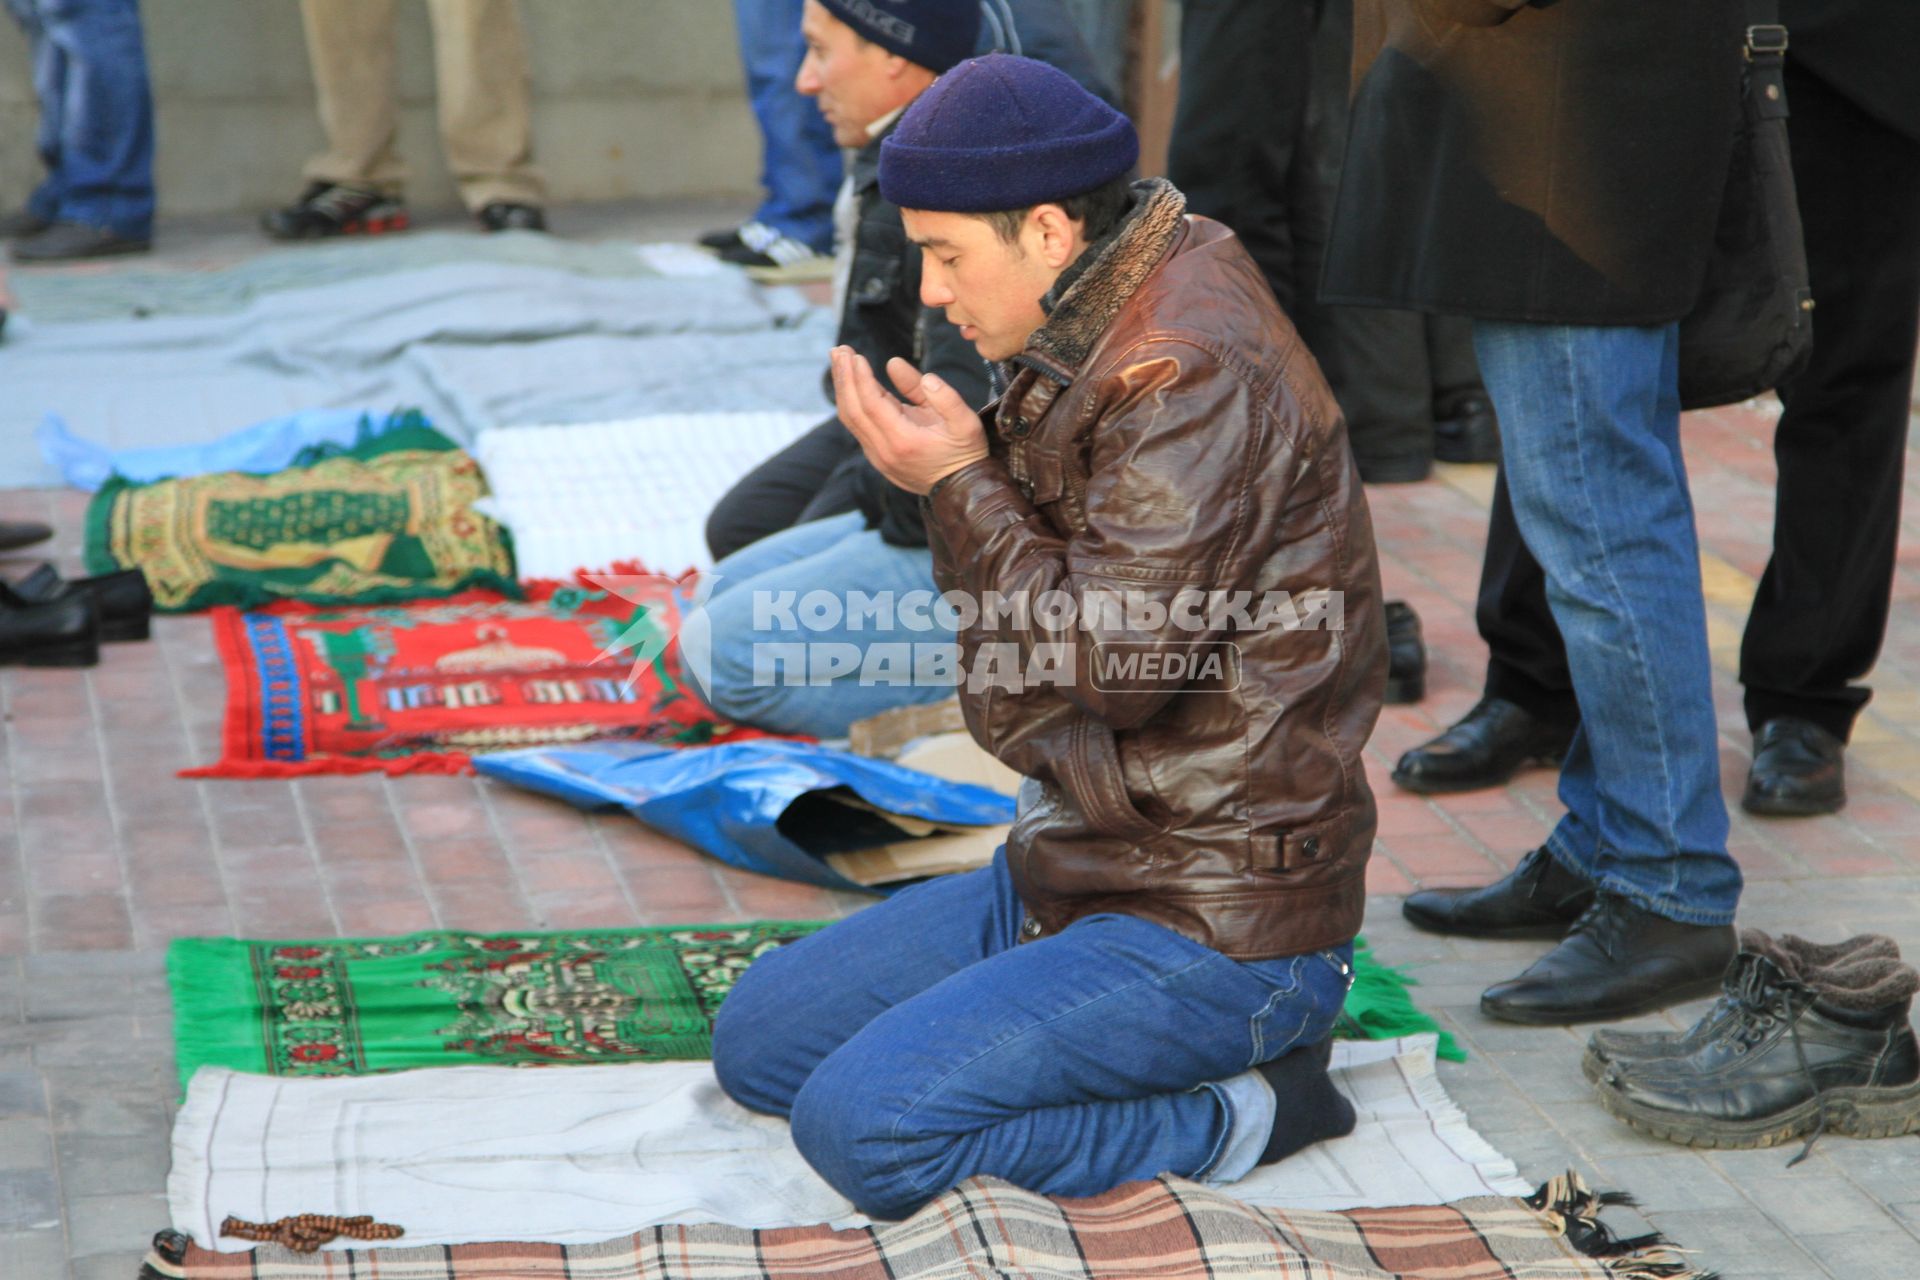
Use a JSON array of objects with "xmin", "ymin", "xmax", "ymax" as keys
[
  {"xmin": 474, "ymin": 412, "xmax": 821, "ymax": 578},
  {"xmin": 169, "ymin": 1035, "xmax": 1527, "ymax": 1251}
]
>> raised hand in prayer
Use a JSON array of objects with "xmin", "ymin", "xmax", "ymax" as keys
[{"xmin": 830, "ymin": 345, "xmax": 990, "ymax": 496}]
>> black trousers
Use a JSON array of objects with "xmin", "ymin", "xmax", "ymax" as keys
[
  {"xmin": 1168, "ymin": 0, "xmax": 1319, "ymax": 314},
  {"xmin": 1477, "ymin": 61, "xmax": 1920, "ymax": 742},
  {"xmin": 1171, "ymin": 0, "xmax": 1485, "ymax": 473},
  {"xmin": 704, "ymin": 416, "xmax": 862, "ymax": 562}
]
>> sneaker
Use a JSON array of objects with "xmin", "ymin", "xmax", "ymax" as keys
[
  {"xmin": 0, "ymin": 208, "xmax": 51, "ymax": 239},
  {"xmin": 476, "ymin": 202, "xmax": 547, "ymax": 233},
  {"xmin": 260, "ymin": 182, "xmax": 410, "ymax": 241},
  {"xmin": 10, "ymin": 221, "xmax": 151, "ymax": 262},
  {"xmin": 719, "ymin": 221, "xmax": 834, "ymax": 283},
  {"xmin": 698, "ymin": 224, "xmax": 745, "ymax": 252}
]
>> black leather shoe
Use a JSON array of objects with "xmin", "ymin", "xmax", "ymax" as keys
[
  {"xmin": 10, "ymin": 220, "xmax": 150, "ymax": 262},
  {"xmin": 1402, "ymin": 845, "xmax": 1595, "ymax": 939},
  {"xmin": 1392, "ymin": 696, "xmax": 1574, "ymax": 795},
  {"xmin": 1581, "ymin": 931, "xmax": 1902, "ymax": 1082},
  {"xmin": 0, "ymin": 519, "xmax": 53, "ymax": 552},
  {"xmin": 1742, "ymin": 717, "xmax": 1845, "ymax": 817},
  {"xmin": 1433, "ymin": 397, "xmax": 1501, "ymax": 464},
  {"xmin": 1479, "ymin": 894, "xmax": 1735, "ymax": 1025},
  {"xmin": 477, "ymin": 202, "xmax": 548, "ymax": 233},
  {"xmin": 1594, "ymin": 958, "xmax": 1920, "ymax": 1149},
  {"xmin": 0, "ymin": 208, "xmax": 51, "ymax": 239},
  {"xmin": 0, "ymin": 592, "xmax": 99, "ymax": 667},
  {"xmin": 1384, "ymin": 601, "xmax": 1426, "ymax": 704},
  {"xmin": 8, "ymin": 564, "xmax": 152, "ymax": 642}
]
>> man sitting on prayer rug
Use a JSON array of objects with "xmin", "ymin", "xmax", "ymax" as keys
[
  {"xmin": 691, "ymin": 0, "xmax": 1109, "ymax": 739},
  {"xmin": 690, "ymin": 0, "xmax": 987, "ymax": 738},
  {"xmin": 713, "ymin": 56, "xmax": 1387, "ymax": 1219}
]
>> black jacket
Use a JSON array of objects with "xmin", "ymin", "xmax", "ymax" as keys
[
  {"xmin": 1321, "ymin": 0, "xmax": 1745, "ymax": 325},
  {"xmin": 830, "ymin": 0, "xmax": 1117, "ymax": 547},
  {"xmin": 829, "ymin": 122, "xmax": 993, "ymax": 547},
  {"xmin": 1785, "ymin": 0, "xmax": 1920, "ymax": 143}
]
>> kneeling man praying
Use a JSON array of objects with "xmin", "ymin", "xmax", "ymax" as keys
[{"xmin": 712, "ymin": 54, "xmax": 1387, "ymax": 1220}]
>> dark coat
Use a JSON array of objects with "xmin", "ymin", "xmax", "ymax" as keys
[
  {"xmin": 1785, "ymin": 0, "xmax": 1920, "ymax": 143},
  {"xmin": 925, "ymin": 181, "xmax": 1385, "ymax": 960},
  {"xmin": 1321, "ymin": 0, "xmax": 1746, "ymax": 325}
]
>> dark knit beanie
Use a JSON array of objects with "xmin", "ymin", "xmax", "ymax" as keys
[
  {"xmin": 818, "ymin": 0, "xmax": 980, "ymax": 74},
  {"xmin": 880, "ymin": 54, "xmax": 1139, "ymax": 212}
]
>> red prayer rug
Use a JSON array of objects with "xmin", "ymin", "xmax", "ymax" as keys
[{"xmin": 187, "ymin": 577, "xmax": 762, "ymax": 778}]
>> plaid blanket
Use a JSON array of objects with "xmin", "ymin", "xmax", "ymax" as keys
[{"xmin": 140, "ymin": 1173, "xmax": 1707, "ymax": 1279}]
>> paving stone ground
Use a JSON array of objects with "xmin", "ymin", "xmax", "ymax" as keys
[{"xmin": 3, "ymin": 204, "xmax": 1918, "ymax": 1278}]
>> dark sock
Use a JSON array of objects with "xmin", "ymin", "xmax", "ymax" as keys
[{"xmin": 1256, "ymin": 1037, "xmax": 1357, "ymax": 1165}]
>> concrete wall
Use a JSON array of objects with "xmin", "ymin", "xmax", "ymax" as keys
[{"xmin": 0, "ymin": 1, "xmax": 761, "ymax": 218}]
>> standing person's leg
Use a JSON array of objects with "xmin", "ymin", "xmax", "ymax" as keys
[
  {"xmin": 1427, "ymin": 316, "xmax": 1500, "ymax": 463},
  {"xmin": 1463, "ymin": 321, "xmax": 1738, "ymax": 1020},
  {"xmin": 13, "ymin": 0, "xmax": 152, "ymax": 244},
  {"xmin": 425, "ymin": 0, "xmax": 546, "ymax": 219},
  {"xmin": 1739, "ymin": 63, "xmax": 1920, "ymax": 814},
  {"xmin": 729, "ymin": 0, "xmax": 838, "ymax": 254},
  {"xmin": 683, "ymin": 512, "xmax": 955, "ymax": 737},
  {"xmin": 1391, "ymin": 469, "xmax": 1579, "ymax": 795},
  {"xmin": 776, "ymin": 877, "xmax": 1353, "ymax": 1218},
  {"xmin": 1168, "ymin": 0, "xmax": 1314, "ymax": 311},
  {"xmin": 4, "ymin": 0, "xmax": 66, "ymax": 230},
  {"xmin": 297, "ymin": 0, "xmax": 405, "ymax": 196}
]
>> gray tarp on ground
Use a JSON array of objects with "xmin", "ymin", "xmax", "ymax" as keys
[
  {"xmin": 7, "ymin": 231, "xmax": 679, "ymax": 324},
  {"xmin": 0, "ymin": 251, "xmax": 831, "ymax": 488}
]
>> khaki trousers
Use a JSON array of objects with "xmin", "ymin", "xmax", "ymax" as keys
[{"xmin": 299, "ymin": 0, "xmax": 544, "ymax": 209}]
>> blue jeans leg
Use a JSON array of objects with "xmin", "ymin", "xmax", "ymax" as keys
[
  {"xmin": 10, "ymin": 0, "xmax": 154, "ymax": 237},
  {"xmin": 1472, "ymin": 321, "xmax": 1740, "ymax": 924},
  {"xmin": 730, "ymin": 0, "xmax": 838, "ymax": 252},
  {"xmin": 683, "ymin": 512, "xmax": 957, "ymax": 737},
  {"xmin": 712, "ymin": 850, "xmax": 1353, "ymax": 1219}
]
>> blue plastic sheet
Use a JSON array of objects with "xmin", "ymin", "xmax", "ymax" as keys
[
  {"xmin": 475, "ymin": 739, "xmax": 1016, "ymax": 893},
  {"xmin": 37, "ymin": 407, "xmax": 406, "ymax": 491}
]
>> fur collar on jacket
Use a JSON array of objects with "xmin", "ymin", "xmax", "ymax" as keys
[{"xmin": 1019, "ymin": 178, "xmax": 1187, "ymax": 380}]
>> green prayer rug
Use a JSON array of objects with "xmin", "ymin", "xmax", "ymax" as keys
[
  {"xmin": 167, "ymin": 926, "xmax": 1460, "ymax": 1093},
  {"xmin": 86, "ymin": 413, "xmax": 518, "ymax": 612}
]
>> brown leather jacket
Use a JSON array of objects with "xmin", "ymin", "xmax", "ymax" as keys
[{"xmin": 923, "ymin": 179, "xmax": 1386, "ymax": 961}]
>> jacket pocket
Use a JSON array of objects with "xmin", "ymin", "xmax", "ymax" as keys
[{"xmin": 1057, "ymin": 717, "xmax": 1166, "ymax": 843}]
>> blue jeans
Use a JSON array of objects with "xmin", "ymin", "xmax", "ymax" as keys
[
  {"xmin": 6, "ymin": 0, "xmax": 154, "ymax": 238},
  {"xmin": 1473, "ymin": 321, "xmax": 1741, "ymax": 924},
  {"xmin": 712, "ymin": 849, "xmax": 1354, "ymax": 1219},
  {"xmin": 684, "ymin": 512, "xmax": 956, "ymax": 737},
  {"xmin": 731, "ymin": 0, "xmax": 838, "ymax": 252}
]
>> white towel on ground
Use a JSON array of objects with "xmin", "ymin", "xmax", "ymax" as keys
[
  {"xmin": 169, "ymin": 1034, "xmax": 1526, "ymax": 1253},
  {"xmin": 473, "ymin": 412, "xmax": 821, "ymax": 578}
]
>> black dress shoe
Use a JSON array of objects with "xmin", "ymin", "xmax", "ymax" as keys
[
  {"xmin": 1392, "ymin": 696, "xmax": 1575, "ymax": 795},
  {"xmin": 8, "ymin": 564, "xmax": 152, "ymax": 642},
  {"xmin": 476, "ymin": 202, "xmax": 548, "ymax": 233},
  {"xmin": 0, "ymin": 208, "xmax": 51, "ymax": 239},
  {"xmin": 1742, "ymin": 717, "xmax": 1845, "ymax": 817},
  {"xmin": 1402, "ymin": 845, "xmax": 1595, "ymax": 939},
  {"xmin": 1594, "ymin": 957, "xmax": 1920, "ymax": 1150},
  {"xmin": 0, "ymin": 592, "xmax": 99, "ymax": 667},
  {"xmin": 1433, "ymin": 396, "xmax": 1501, "ymax": 464},
  {"xmin": 1479, "ymin": 894, "xmax": 1735, "ymax": 1025},
  {"xmin": 0, "ymin": 519, "xmax": 53, "ymax": 552},
  {"xmin": 10, "ymin": 220, "xmax": 151, "ymax": 262},
  {"xmin": 1384, "ymin": 601, "xmax": 1426, "ymax": 704}
]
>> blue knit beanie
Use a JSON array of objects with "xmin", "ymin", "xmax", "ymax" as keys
[
  {"xmin": 817, "ymin": 0, "xmax": 980, "ymax": 74},
  {"xmin": 880, "ymin": 54, "xmax": 1139, "ymax": 212}
]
